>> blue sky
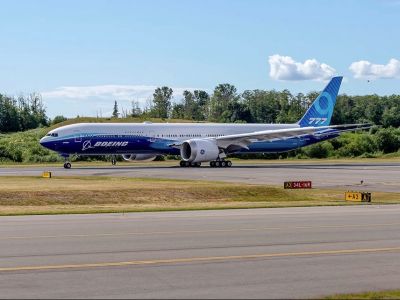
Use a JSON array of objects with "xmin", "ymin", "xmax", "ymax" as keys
[{"xmin": 1, "ymin": 0, "xmax": 399, "ymax": 117}]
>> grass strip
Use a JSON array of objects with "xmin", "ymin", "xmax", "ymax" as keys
[
  {"xmin": 0, "ymin": 176, "xmax": 399, "ymax": 216},
  {"xmin": 324, "ymin": 289, "xmax": 400, "ymax": 299}
]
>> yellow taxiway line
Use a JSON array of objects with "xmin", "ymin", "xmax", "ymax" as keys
[{"xmin": 1, "ymin": 246, "xmax": 400, "ymax": 273}]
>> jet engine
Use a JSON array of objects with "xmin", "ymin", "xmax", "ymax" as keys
[
  {"xmin": 180, "ymin": 139, "xmax": 220, "ymax": 163},
  {"xmin": 122, "ymin": 154, "xmax": 157, "ymax": 161}
]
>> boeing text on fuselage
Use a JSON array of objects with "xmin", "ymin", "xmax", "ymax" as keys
[{"xmin": 82, "ymin": 140, "xmax": 129, "ymax": 151}]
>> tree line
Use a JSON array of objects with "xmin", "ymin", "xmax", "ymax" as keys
[
  {"xmin": 111, "ymin": 84, "xmax": 400, "ymax": 128},
  {"xmin": 0, "ymin": 93, "xmax": 48, "ymax": 133}
]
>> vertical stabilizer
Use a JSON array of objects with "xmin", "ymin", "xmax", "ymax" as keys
[{"xmin": 298, "ymin": 76, "xmax": 343, "ymax": 127}]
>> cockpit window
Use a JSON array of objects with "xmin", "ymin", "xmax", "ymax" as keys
[{"xmin": 46, "ymin": 133, "xmax": 58, "ymax": 137}]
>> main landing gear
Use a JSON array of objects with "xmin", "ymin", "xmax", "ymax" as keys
[
  {"xmin": 210, "ymin": 160, "xmax": 232, "ymax": 168},
  {"xmin": 180, "ymin": 161, "xmax": 201, "ymax": 167},
  {"xmin": 111, "ymin": 155, "xmax": 117, "ymax": 166},
  {"xmin": 179, "ymin": 160, "xmax": 232, "ymax": 168}
]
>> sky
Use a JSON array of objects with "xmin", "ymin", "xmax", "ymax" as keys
[{"xmin": 1, "ymin": 0, "xmax": 400, "ymax": 118}]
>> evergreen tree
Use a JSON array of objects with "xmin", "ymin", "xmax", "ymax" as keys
[{"xmin": 112, "ymin": 100, "xmax": 119, "ymax": 118}]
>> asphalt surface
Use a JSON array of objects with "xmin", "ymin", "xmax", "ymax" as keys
[
  {"xmin": 1, "ymin": 206, "xmax": 400, "ymax": 299},
  {"xmin": 1, "ymin": 162, "xmax": 400, "ymax": 192}
]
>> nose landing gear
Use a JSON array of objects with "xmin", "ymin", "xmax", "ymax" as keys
[{"xmin": 62, "ymin": 155, "xmax": 72, "ymax": 169}]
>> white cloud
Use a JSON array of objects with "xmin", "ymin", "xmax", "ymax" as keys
[
  {"xmin": 349, "ymin": 58, "xmax": 400, "ymax": 79},
  {"xmin": 41, "ymin": 84, "xmax": 201, "ymax": 118},
  {"xmin": 268, "ymin": 54, "xmax": 336, "ymax": 81},
  {"xmin": 42, "ymin": 85, "xmax": 197, "ymax": 102}
]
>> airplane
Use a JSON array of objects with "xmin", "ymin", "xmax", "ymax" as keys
[{"xmin": 40, "ymin": 76, "xmax": 370, "ymax": 169}]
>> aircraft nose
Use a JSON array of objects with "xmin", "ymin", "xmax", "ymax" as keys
[{"xmin": 39, "ymin": 136, "xmax": 50, "ymax": 148}]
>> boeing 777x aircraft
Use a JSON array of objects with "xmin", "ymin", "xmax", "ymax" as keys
[{"xmin": 40, "ymin": 76, "xmax": 370, "ymax": 168}]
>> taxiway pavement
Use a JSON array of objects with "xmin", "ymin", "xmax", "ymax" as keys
[
  {"xmin": 1, "ymin": 162, "xmax": 399, "ymax": 192},
  {"xmin": 1, "ymin": 206, "xmax": 400, "ymax": 298}
]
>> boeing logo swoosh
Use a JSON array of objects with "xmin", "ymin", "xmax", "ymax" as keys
[{"xmin": 82, "ymin": 140, "xmax": 95, "ymax": 151}]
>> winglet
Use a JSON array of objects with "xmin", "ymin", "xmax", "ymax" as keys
[{"xmin": 298, "ymin": 76, "xmax": 343, "ymax": 127}]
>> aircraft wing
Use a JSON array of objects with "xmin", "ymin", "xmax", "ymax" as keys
[
  {"xmin": 215, "ymin": 124, "xmax": 372, "ymax": 150},
  {"xmin": 312, "ymin": 123, "xmax": 373, "ymax": 138},
  {"xmin": 169, "ymin": 124, "xmax": 372, "ymax": 150}
]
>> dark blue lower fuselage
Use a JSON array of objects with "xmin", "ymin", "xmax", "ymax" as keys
[{"xmin": 40, "ymin": 133, "xmax": 337, "ymax": 157}]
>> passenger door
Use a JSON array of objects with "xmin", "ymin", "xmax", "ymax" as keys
[
  {"xmin": 149, "ymin": 130, "xmax": 156, "ymax": 142},
  {"xmin": 74, "ymin": 131, "xmax": 82, "ymax": 143}
]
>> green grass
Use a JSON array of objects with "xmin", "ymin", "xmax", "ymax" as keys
[
  {"xmin": 0, "ymin": 176, "xmax": 399, "ymax": 216},
  {"xmin": 324, "ymin": 289, "xmax": 400, "ymax": 299}
]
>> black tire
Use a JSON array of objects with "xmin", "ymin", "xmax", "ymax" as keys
[
  {"xmin": 180, "ymin": 161, "xmax": 185, "ymax": 167},
  {"xmin": 64, "ymin": 162, "xmax": 71, "ymax": 169},
  {"xmin": 221, "ymin": 161, "xmax": 227, "ymax": 167},
  {"xmin": 227, "ymin": 160, "xmax": 232, "ymax": 167},
  {"xmin": 210, "ymin": 161, "xmax": 215, "ymax": 168},
  {"xmin": 185, "ymin": 161, "xmax": 191, "ymax": 167},
  {"xmin": 217, "ymin": 161, "xmax": 222, "ymax": 168}
]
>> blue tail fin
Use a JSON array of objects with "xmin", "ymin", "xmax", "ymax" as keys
[{"xmin": 298, "ymin": 76, "xmax": 343, "ymax": 127}]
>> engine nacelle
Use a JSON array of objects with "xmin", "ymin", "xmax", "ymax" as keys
[
  {"xmin": 122, "ymin": 154, "xmax": 157, "ymax": 161},
  {"xmin": 180, "ymin": 139, "xmax": 220, "ymax": 163}
]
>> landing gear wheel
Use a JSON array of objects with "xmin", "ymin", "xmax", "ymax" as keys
[
  {"xmin": 111, "ymin": 156, "xmax": 117, "ymax": 166},
  {"xmin": 180, "ymin": 161, "xmax": 185, "ymax": 167},
  {"xmin": 209, "ymin": 160, "xmax": 231, "ymax": 168},
  {"xmin": 64, "ymin": 162, "xmax": 71, "ymax": 169}
]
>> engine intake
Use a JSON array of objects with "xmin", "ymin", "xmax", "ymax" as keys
[{"xmin": 180, "ymin": 139, "xmax": 220, "ymax": 163}]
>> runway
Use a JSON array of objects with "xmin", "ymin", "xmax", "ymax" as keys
[
  {"xmin": 1, "ymin": 162, "xmax": 400, "ymax": 192},
  {"xmin": 1, "ymin": 206, "xmax": 400, "ymax": 298}
]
